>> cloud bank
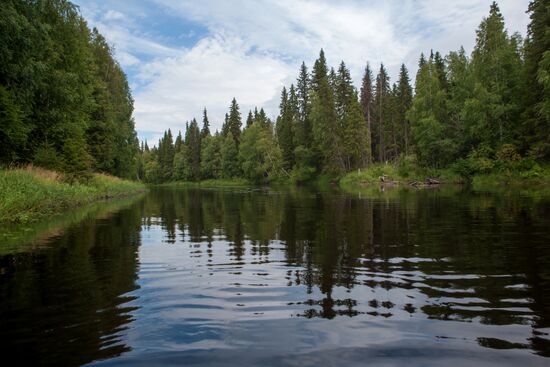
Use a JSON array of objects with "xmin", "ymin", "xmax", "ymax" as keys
[{"xmin": 76, "ymin": 0, "xmax": 530, "ymax": 143}]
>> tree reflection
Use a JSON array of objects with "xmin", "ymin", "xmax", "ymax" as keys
[
  {"xmin": 142, "ymin": 186, "xmax": 550, "ymax": 355},
  {"xmin": 0, "ymin": 203, "xmax": 142, "ymax": 366}
]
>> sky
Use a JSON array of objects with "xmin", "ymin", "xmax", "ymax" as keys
[{"xmin": 74, "ymin": 0, "xmax": 531, "ymax": 144}]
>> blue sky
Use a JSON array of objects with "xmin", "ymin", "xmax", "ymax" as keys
[{"xmin": 74, "ymin": 0, "xmax": 530, "ymax": 144}]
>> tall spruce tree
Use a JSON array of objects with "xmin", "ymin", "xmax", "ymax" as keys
[
  {"xmin": 186, "ymin": 118, "xmax": 201, "ymax": 180},
  {"xmin": 373, "ymin": 64, "xmax": 391, "ymax": 162},
  {"xmin": 396, "ymin": 64, "xmax": 413, "ymax": 155},
  {"xmin": 296, "ymin": 62, "xmax": 311, "ymax": 147},
  {"xmin": 360, "ymin": 63, "xmax": 374, "ymax": 162},
  {"xmin": 227, "ymin": 98, "xmax": 242, "ymax": 146},
  {"xmin": 311, "ymin": 49, "xmax": 328, "ymax": 92},
  {"xmin": 276, "ymin": 86, "xmax": 297, "ymax": 170},
  {"xmin": 201, "ymin": 108, "xmax": 210, "ymax": 139},
  {"xmin": 246, "ymin": 110, "xmax": 254, "ymax": 128}
]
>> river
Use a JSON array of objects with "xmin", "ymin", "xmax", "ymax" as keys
[{"xmin": 1, "ymin": 186, "xmax": 549, "ymax": 366}]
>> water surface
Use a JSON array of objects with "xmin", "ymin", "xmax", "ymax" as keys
[{"xmin": 1, "ymin": 186, "xmax": 549, "ymax": 366}]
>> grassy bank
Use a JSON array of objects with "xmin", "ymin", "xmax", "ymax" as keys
[
  {"xmin": 340, "ymin": 163, "xmax": 461, "ymax": 189},
  {"xmin": 339, "ymin": 162, "xmax": 550, "ymax": 192},
  {"xmin": 0, "ymin": 166, "xmax": 145, "ymax": 224}
]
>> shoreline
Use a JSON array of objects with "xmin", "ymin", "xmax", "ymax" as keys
[{"xmin": 0, "ymin": 167, "xmax": 146, "ymax": 225}]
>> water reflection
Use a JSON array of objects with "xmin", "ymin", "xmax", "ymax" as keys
[
  {"xmin": 135, "ymin": 187, "xmax": 550, "ymax": 359},
  {"xmin": 0, "ymin": 204, "xmax": 142, "ymax": 366},
  {"xmin": 1, "ymin": 186, "xmax": 549, "ymax": 366}
]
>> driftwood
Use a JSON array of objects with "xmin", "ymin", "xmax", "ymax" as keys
[
  {"xmin": 408, "ymin": 178, "xmax": 442, "ymax": 188},
  {"xmin": 379, "ymin": 175, "xmax": 400, "ymax": 186}
]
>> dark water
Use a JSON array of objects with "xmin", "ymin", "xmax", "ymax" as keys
[{"xmin": 1, "ymin": 186, "xmax": 550, "ymax": 366}]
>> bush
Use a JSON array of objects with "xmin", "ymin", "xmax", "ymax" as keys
[{"xmin": 397, "ymin": 155, "xmax": 417, "ymax": 178}]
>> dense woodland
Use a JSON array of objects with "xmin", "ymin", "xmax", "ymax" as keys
[
  {"xmin": 0, "ymin": 0, "xmax": 139, "ymax": 178},
  {"xmin": 1, "ymin": 1, "xmax": 549, "ymax": 184},
  {"xmin": 141, "ymin": 1, "xmax": 550, "ymax": 184}
]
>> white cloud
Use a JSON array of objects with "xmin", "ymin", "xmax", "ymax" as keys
[
  {"xmin": 75, "ymin": 0, "xmax": 531, "ymax": 141},
  {"xmin": 133, "ymin": 35, "xmax": 291, "ymax": 135},
  {"xmin": 104, "ymin": 9, "xmax": 126, "ymax": 22}
]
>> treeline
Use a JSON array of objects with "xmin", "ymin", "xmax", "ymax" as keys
[
  {"xmin": 0, "ymin": 0, "xmax": 139, "ymax": 179},
  {"xmin": 142, "ymin": 1, "xmax": 549, "ymax": 184}
]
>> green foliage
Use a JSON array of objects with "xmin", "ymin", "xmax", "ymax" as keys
[
  {"xmin": 0, "ymin": 0, "xmax": 139, "ymax": 178},
  {"xmin": 276, "ymin": 86, "xmax": 295, "ymax": 170},
  {"xmin": 239, "ymin": 122, "xmax": 283, "ymax": 183},
  {"xmin": 220, "ymin": 134, "xmax": 240, "ymax": 178},
  {"xmin": 200, "ymin": 135, "xmax": 222, "ymax": 179},
  {"xmin": 0, "ymin": 85, "xmax": 26, "ymax": 162},
  {"xmin": 138, "ymin": 2, "xmax": 548, "ymax": 186}
]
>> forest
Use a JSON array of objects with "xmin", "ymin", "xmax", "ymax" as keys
[
  {"xmin": 140, "ymin": 1, "xmax": 550, "ymax": 184},
  {"xmin": 1, "ymin": 1, "xmax": 549, "ymax": 185},
  {"xmin": 0, "ymin": 0, "xmax": 139, "ymax": 179}
]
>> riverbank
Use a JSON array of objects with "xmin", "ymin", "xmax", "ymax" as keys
[
  {"xmin": 339, "ymin": 162, "xmax": 550, "ymax": 192},
  {"xmin": 0, "ymin": 166, "xmax": 145, "ymax": 224},
  {"xmin": 158, "ymin": 178, "xmax": 253, "ymax": 188}
]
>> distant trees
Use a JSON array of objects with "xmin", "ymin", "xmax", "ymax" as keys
[
  {"xmin": 3, "ymin": 1, "xmax": 545, "ymax": 184},
  {"xmin": 0, "ymin": 0, "xmax": 139, "ymax": 178},
  {"xmin": 140, "ymin": 1, "xmax": 549, "ymax": 183}
]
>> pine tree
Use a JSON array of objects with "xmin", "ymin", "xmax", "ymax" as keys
[
  {"xmin": 360, "ymin": 63, "xmax": 374, "ymax": 162},
  {"xmin": 311, "ymin": 49, "xmax": 328, "ymax": 92},
  {"xmin": 221, "ymin": 113, "xmax": 230, "ymax": 136},
  {"xmin": 335, "ymin": 61, "xmax": 354, "ymax": 121},
  {"xmin": 227, "ymin": 98, "xmax": 242, "ymax": 146},
  {"xmin": 396, "ymin": 64, "xmax": 413, "ymax": 155},
  {"xmin": 186, "ymin": 118, "xmax": 201, "ymax": 180},
  {"xmin": 311, "ymin": 75, "xmax": 343, "ymax": 172},
  {"xmin": 276, "ymin": 86, "xmax": 295, "ymax": 170},
  {"xmin": 201, "ymin": 108, "xmax": 210, "ymax": 139},
  {"xmin": 175, "ymin": 131, "xmax": 183, "ymax": 153},
  {"xmin": 257, "ymin": 108, "xmax": 269, "ymax": 129},
  {"xmin": 373, "ymin": 64, "xmax": 391, "ymax": 162},
  {"xmin": 296, "ymin": 62, "xmax": 311, "ymax": 147},
  {"xmin": 433, "ymin": 51, "xmax": 449, "ymax": 91},
  {"xmin": 159, "ymin": 129, "xmax": 175, "ymax": 181},
  {"xmin": 246, "ymin": 110, "xmax": 254, "ymax": 128}
]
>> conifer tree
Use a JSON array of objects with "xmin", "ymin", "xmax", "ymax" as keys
[
  {"xmin": 186, "ymin": 119, "xmax": 201, "ymax": 180},
  {"xmin": 373, "ymin": 64, "xmax": 391, "ymax": 162},
  {"xmin": 246, "ymin": 110, "xmax": 254, "ymax": 128},
  {"xmin": 296, "ymin": 62, "xmax": 311, "ymax": 147},
  {"xmin": 360, "ymin": 63, "xmax": 374, "ymax": 162},
  {"xmin": 276, "ymin": 87, "xmax": 295, "ymax": 170},
  {"xmin": 201, "ymin": 108, "xmax": 210, "ymax": 139},
  {"xmin": 310, "ymin": 67, "xmax": 343, "ymax": 172},
  {"xmin": 396, "ymin": 64, "xmax": 413, "ymax": 154},
  {"xmin": 227, "ymin": 98, "xmax": 242, "ymax": 146},
  {"xmin": 311, "ymin": 49, "xmax": 328, "ymax": 92},
  {"xmin": 257, "ymin": 108, "xmax": 269, "ymax": 129}
]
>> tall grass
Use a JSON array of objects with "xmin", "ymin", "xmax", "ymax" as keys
[{"xmin": 0, "ymin": 166, "xmax": 144, "ymax": 224}]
